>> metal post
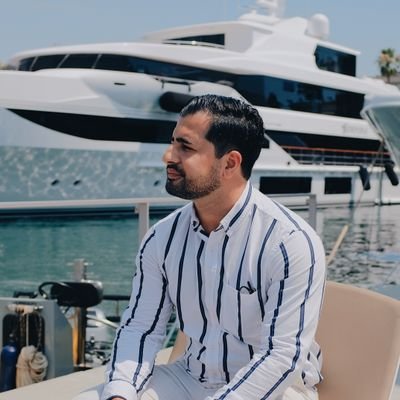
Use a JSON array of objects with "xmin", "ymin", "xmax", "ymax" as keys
[
  {"xmin": 71, "ymin": 258, "xmax": 88, "ymax": 369},
  {"xmin": 137, "ymin": 202, "xmax": 150, "ymax": 244},
  {"xmin": 72, "ymin": 258, "xmax": 88, "ymax": 281},
  {"xmin": 307, "ymin": 194, "xmax": 317, "ymax": 229},
  {"xmin": 378, "ymin": 168, "xmax": 384, "ymax": 206},
  {"xmin": 73, "ymin": 308, "xmax": 87, "ymax": 369}
]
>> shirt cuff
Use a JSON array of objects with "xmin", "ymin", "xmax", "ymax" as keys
[{"xmin": 101, "ymin": 380, "xmax": 138, "ymax": 400}]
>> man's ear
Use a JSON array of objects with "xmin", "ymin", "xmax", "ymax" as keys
[{"xmin": 223, "ymin": 150, "xmax": 242, "ymax": 178}]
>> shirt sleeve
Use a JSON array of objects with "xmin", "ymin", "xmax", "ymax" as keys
[
  {"xmin": 101, "ymin": 228, "xmax": 173, "ymax": 400},
  {"xmin": 207, "ymin": 229, "xmax": 326, "ymax": 400}
]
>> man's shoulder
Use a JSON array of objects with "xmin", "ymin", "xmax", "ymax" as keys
[
  {"xmin": 252, "ymin": 187, "xmax": 316, "ymax": 235},
  {"xmin": 152, "ymin": 202, "xmax": 192, "ymax": 233}
]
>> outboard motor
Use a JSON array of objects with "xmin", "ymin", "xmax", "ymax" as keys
[
  {"xmin": 37, "ymin": 280, "xmax": 103, "ymax": 368},
  {"xmin": 37, "ymin": 281, "xmax": 103, "ymax": 308}
]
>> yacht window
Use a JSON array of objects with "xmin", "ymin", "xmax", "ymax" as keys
[
  {"xmin": 31, "ymin": 54, "xmax": 65, "ymax": 71},
  {"xmin": 55, "ymin": 51, "xmax": 363, "ymax": 120},
  {"xmin": 168, "ymin": 34, "xmax": 225, "ymax": 46},
  {"xmin": 235, "ymin": 75, "xmax": 364, "ymax": 119},
  {"xmin": 96, "ymin": 54, "xmax": 133, "ymax": 72},
  {"xmin": 18, "ymin": 57, "xmax": 35, "ymax": 71},
  {"xmin": 59, "ymin": 53, "xmax": 98, "ymax": 69},
  {"xmin": 94, "ymin": 54, "xmax": 231, "ymax": 83},
  {"xmin": 9, "ymin": 109, "xmax": 177, "ymax": 143},
  {"xmin": 259, "ymin": 177, "xmax": 312, "ymax": 194},
  {"xmin": 314, "ymin": 45, "xmax": 356, "ymax": 77},
  {"xmin": 92, "ymin": 54, "xmax": 364, "ymax": 119},
  {"xmin": 324, "ymin": 177, "xmax": 352, "ymax": 194},
  {"xmin": 266, "ymin": 131, "xmax": 307, "ymax": 147},
  {"xmin": 129, "ymin": 57, "xmax": 197, "ymax": 77}
]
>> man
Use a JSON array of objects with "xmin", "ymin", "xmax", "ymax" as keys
[{"xmin": 101, "ymin": 95, "xmax": 326, "ymax": 400}]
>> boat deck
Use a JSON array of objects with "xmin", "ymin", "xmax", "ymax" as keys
[
  {"xmin": 1, "ymin": 349, "xmax": 399, "ymax": 400},
  {"xmin": 0, "ymin": 348, "xmax": 172, "ymax": 400}
]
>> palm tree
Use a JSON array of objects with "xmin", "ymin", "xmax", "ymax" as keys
[{"xmin": 378, "ymin": 48, "xmax": 399, "ymax": 83}]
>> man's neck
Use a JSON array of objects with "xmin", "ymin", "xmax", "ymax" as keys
[{"xmin": 193, "ymin": 181, "xmax": 247, "ymax": 234}]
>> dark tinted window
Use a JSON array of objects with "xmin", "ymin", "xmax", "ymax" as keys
[
  {"xmin": 10, "ymin": 109, "xmax": 176, "ymax": 143},
  {"xmin": 169, "ymin": 34, "xmax": 225, "ymax": 46},
  {"xmin": 324, "ymin": 177, "xmax": 352, "ymax": 194},
  {"xmin": 95, "ymin": 54, "xmax": 230, "ymax": 83},
  {"xmin": 18, "ymin": 57, "xmax": 35, "ymax": 71},
  {"xmin": 259, "ymin": 177, "xmax": 312, "ymax": 194},
  {"xmin": 59, "ymin": 54, "xmax": 98, "ymax": 68},
  {"xmin": 230, "ymin": 75, "xmax": 363, "ymax": 119},
  {"xmin": 315, "ymin": 45, "xmax": 356, "ymax": 77},
  {"xmin": 31, "ymin": 54, "xmax": 65, "ymax": 71},
  {"xmin": 95, "ymin": 54, "xmax": 133, "ymax": 71},
  {"xmin": 21, "ymin": 51, "xmax": 364, "ymax": 119},
  {"xmin": 99, "ymin": 56, "xmax": 364, "ymax": 119}
]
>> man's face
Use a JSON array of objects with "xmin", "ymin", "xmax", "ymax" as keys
[{"xmin": 163, "ymin": 111, "xmax": 223, "ymax": 200}]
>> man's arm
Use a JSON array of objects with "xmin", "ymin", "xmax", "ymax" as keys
[
  {"xmin": 207, "ymin": 229, "xmax": 326, "ymax": 400},
  {"xmin": 101, "ymin": 228, "xmax": 173, "ymax": 400}
]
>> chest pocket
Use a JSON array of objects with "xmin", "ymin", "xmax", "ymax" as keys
[{"xmin": 219, "ymin": 283, "xmax": 264, "ymax": 346}]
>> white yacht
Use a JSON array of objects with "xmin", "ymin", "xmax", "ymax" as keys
[{"xmin": 1, "ymin": 0, "xmax": 400, "ymax": 210}]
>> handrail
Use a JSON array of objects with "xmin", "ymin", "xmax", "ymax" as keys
[
  {"xmin": 281, "ymin": 144, "xmax": 391, "ymax": 166},
  {"xmin": 281, "ymin": 144, "xmax": 390, "ymax": 156},
  {"xmin": 86, "ymin": 315, "xmax": 119, "ymax": 330},
  {"xmin": 0, "ymin": 194, "xmax": 317, "ymax": 242},
  {"xmin": 0, "ymin": 196, "xmax": 187, "ymax": 240}
]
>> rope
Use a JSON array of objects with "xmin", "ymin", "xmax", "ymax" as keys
[
  {"xmin": 16, "ymin": 345, "xmax": 48, "ymax": 387},
  {"xmin": 15, "ymin": 311, "xmax": 48, "ymax": 387},
  {"xmin": 325, "ymin": 224, "xmax": 349, "ymax": 266}
]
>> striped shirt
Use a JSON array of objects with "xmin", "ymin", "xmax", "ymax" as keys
[{"xmin": 102, "ymin": 183, "xmax": 326, "ymax": 400}]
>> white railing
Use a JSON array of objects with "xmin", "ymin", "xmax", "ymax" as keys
[{"xmin": 0, "ymin": 193, "xmax": 317, "ymax": 242}]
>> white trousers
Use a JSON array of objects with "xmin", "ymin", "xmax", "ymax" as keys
[{"xmin": 75, "ymin": 361, "xmax": 318, "ymax": 400}]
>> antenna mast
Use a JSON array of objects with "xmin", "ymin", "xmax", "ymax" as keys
[{"xmin": 256, "ymin": 0, "xmax": 286, "ymax": 17}]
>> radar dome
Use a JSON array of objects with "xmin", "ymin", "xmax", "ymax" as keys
[{"xmin": 306, "ymin": 13, "xmax": 330, "ymax": 40}]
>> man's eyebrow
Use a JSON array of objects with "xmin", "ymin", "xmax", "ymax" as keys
[{"xmin": 172, "ymin": 136, "xmax": 193, "ymax": 145}]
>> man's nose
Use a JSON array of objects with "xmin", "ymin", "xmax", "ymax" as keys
[{"xmin": 162, "ymin": 144, "xmax": 174, "ymax": 164}]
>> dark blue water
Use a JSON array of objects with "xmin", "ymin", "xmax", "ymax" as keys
[{"xmin": 0, "ymin": 205, "xmax": 399, "ymax": 301}]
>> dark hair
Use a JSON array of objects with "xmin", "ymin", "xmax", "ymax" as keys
[{"xmin": 180, "ymin": 95, "xmax": 265, "ymax": 179}]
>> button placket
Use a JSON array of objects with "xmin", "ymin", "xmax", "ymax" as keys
[{"xmin": 202, "ymin": 229, "xmax": 225, "ymax": 383}]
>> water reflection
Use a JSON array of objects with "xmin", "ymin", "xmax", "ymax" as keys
[{"xmin": 316, "ymin": 205, "xmax": 400, "ymax": 287}]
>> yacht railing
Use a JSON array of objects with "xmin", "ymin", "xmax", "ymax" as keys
[
  {"xmin": 282, "ymin": 145, "xmax": 391, "ymax": 166},
  {"xmin": 154, "ymin": 76, "xmax": 194, "ymax": 87},
  {"xmin": 0, "ymin": 193, "xmax": 317, "ymax": 240}
]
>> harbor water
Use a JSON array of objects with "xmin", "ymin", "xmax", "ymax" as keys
[{"xmin": 0, "ymin": 205, "xmax": 399, "ymax": 305}]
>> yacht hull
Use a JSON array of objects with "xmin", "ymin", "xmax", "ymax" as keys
[{"xmin": 1, "ymin": 102, "xmax": 399, "ymax": 210}]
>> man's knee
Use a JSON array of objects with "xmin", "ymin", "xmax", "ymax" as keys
[{"xmin": 139, "ymin": 387, "xmax": 160, "ymax": 400}]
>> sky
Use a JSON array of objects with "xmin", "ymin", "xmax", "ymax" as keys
[{"xmin": 0, "ymin": 0, "xmax": 399, "ymax": 77}]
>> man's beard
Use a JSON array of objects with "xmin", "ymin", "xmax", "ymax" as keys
[{"xmin": 165, "ymin": 164, "xmax": 221, "ymax": 200}]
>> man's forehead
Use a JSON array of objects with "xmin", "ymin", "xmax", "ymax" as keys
[{"xmin": 173, "ymin": 111, "xmax": 212, "ymax": 139}]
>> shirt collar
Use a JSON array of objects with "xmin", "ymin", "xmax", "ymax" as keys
[{"xmin": 190, "ymin": 181, "xmax": 253, "ymax": 235}]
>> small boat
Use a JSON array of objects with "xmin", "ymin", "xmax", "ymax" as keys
[
  {"xmin": 1, "ymin": 280, "xmax": 399, "ymax": 400},
  {"xmin": 0, "ymin": 260, "xmax": 179, "ymax": 397}
]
